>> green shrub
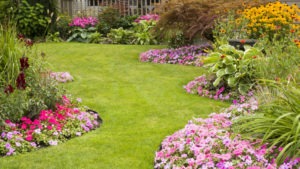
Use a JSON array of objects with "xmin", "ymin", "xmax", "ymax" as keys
[
  {"xmin": 107, "ymin": 28, "xmax": 134, "ymax": 44},
  {"xmin": 67, "ymin": 27, "xmax": 97, "ymax": 43},
  {"xmin": 53, "ymin": 14, "xmax": 72, "ymax": 40},
  {"xmin": 14, "ymin": 0, "xmax": 50, "ymax": 38},
  {"xmin": 132, "ymin": 20, "xmax": 157, "ymax": 45},
  {"xmin": 97, "ymin": 7, "xmax": 121, "ymax": 35},
  {"xmin": 254, "ymin": 38, "xmax": 300, "ymax": 83},
  {"xmin": 97, "ymin": 7, "xmax": 138, "ymax": 35}
]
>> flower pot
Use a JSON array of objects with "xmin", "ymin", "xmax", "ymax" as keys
[{"xmin": 228, "ymin": 39, "xmax": 257, "ymax": 51}]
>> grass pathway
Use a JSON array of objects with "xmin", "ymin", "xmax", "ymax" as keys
[{"xmin": 0, "ymin": 43, "xmax": 228, "ymax": 169}]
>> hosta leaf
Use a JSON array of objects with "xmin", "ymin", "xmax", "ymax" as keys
[
  {"xmin": 213, "ymin": 77, "xmax": 222, "ymax": 87},
  {"xmin": 244, "ymin": 47, "xmax": 260, "ymax": 59},
  {"xmin": 225, "ymin": 65, "xmax": 237, "ymax": 74},
  {"xmin": 81, "ymin": 32, "xmax": 87, "ymax": 39},
  {"xmin": 223, "ymin": 55, "xmax": 235, "ymax": 65},
  {"xmin": 219, "ymin": 44, "xmax": 236, "ymax": 53},
  {"xmin": 216, "ymin": 69, "xmax": 226, "ymax": 77},
  {"xmin": 228, "ymin": 77, "xmax": 237, "ymax": 87}
]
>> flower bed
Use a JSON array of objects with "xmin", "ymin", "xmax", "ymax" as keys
[
  {"xmin": 139, "ymin": 44, "xmax": 212, "ymax": 66},
  {"xmin": 0, "ymin": 96, "xmax": 101, "ymax": 156},
  {"xmin": 154, "ymin": 98, "xmax": 300, "ymax": 169},
  {"xmin": 50, "ymin": 72, "xmax": 74, "ymax": 83}
]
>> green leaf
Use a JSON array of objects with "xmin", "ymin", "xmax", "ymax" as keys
[
  {"xmin": 88, "ymin": 27, "xmax": 96, "ymax": 31},
  {"xmin": 243, "ymin": 47, "xmax": 260, "ymax": 59},
  {"xmin": 219, "ymin": 44, "xmax": 236, "ymax": 53},
  {"xmin": 213, "ymin": 77, "xmax": 222, "ymax": 87},
  {"xmin": 225, "ymin": 65, "xmax": 237, "ymax": 74},
  {"xmin": 238, "ymin": 83, "xmax": 251, "ymax": 95},
  {"xmin": 216, "ymin": 69, "xmax": 226, "ymax": 77},
  {"xmin": 227, "ymin": 77, "xmax": 237, "ymax": 87},
  {"xmin": 223, "ymin": 55, "xmax": 235, "ymax": 65},
  {"xmin": 81, "ymin": 32, "xmax": 87, "ymax": 39}
]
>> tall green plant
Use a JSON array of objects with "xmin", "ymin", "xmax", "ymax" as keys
[
  {"xmin": 0, "ymin": 25, "xmax": 24, "ymax": 85},
  {"xmin": 254, "ymin": 38, "xmax": 300, "ymax": 83},
  {"xmin": 236, "ymin": 84, "xmax": 300, "ymax": 165}
]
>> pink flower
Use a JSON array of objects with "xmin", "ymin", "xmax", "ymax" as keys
[
  {"xmin": 247, "ymin": 166, "xmax": 261, "ymax": 169},
  {"xmin": 25, "ymin": 135, "xmax": 33, "ymax": 141}
]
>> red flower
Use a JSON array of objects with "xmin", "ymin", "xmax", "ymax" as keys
[
  {"xmin": 25, "ymin": 135, "xmax": 33, "ymax": 141},
  {"xmin": 220, "ymin": 55, "xmax": 226, "ymax": 59},
  {"xmin": 240, "ymin": 39, "xmax": 246, "ymax": 44},
  {"xmin": 47, "ymin": 125, "xmax": 53, "ymax": 130},
  {"xmin": 16, "ymin": 72, "xmax": 26, "ymax": 90},
  {"xmin": 17, "ymin": 33, "xmax": 25, "ymax": 40},
  {"xmin": 5, "ymin": 119, "xmax": 11, "ymax": 124},
  {"xmin": 20, "ymin": 57, "xmax": 29, "ymax": 71},
  {"xmin": 4, "ymin": 85, "xmax": 14, "ymax": 94},
  {"xmin": 290, "ymin": 29, "xmax": 295, "ymax": 33},
  {"xmin": 21, "ymin": 123, "xmax": 27, "ymax": 130},
  {"xmin": 25, "ymin": 38, "xmax": 33, "ymax": 47},
  {"xmin": 252, "ymin": 56, "xmax": 257, "ymax": 59}
]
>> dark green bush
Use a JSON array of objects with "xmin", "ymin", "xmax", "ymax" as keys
[
  {"xmin": 14, "ymin": 0, "xmax": 50, "ymax": 38},
  {"xmin": 53, "ymin": 14, "xmax": 72, "ymax": 40},
  {"xmin": 97, "ymin": 7, "xmax": 138, "ymax": 35}
]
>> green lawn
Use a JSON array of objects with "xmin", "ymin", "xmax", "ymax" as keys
[{"xmin": 0, "ymin": 43, "xmax": 228, "ymax": 169}]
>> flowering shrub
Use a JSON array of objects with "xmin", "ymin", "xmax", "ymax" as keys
[
  {"xmin": 69, "ymin": 17, "xmax": 98, "ymax": 28},
  {"xmin": 154, "ymin": 100, "xmax": 300, "ymax": 169},
  {"xmin": 0, "ymin": 96, "xmax": 101, "ymax": 156},
  {"xmin": 50, "ymin": 72, "xmax": 74, "ymax": 83},
  {"xmin": 239, "ymin": 1, "xmax": 300, "ymax": 39},
  {"xmin": 140, "ymin": 44, "xmax": 212, "ymax": 66},
  {"xmin": 134, "ymin": 14, "xmax": 159, "ymax": 23}
]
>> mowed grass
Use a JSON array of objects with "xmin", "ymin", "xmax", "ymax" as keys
[{"xmin": 0, "ymin": 43, "xmax": 228, "ymax": 169}]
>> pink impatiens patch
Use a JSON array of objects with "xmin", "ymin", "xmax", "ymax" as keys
[
  {"xmin": 0, "ymin": 96, "xmax": 101, "ymax": 156},
  {"xmin": 140, "ymin": 45, "xmax": 212, "ymax": 66}
]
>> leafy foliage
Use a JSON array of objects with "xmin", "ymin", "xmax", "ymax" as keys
[
  {"xmin": 67, "ymin": 27, "xmax": 97, "ymax": 42},
  {"xmin": 205, "ymin": 44, "xmax": 261, "ymax": 95},
  {"xmin": 14, "ymin": 0, "xmax": 50, "ymax": 38}
]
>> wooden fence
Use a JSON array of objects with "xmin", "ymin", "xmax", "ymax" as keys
[
  {"xmin": 57, "ymin": 0, "xmax": 300, "ymax": 18},
  {"xmin": 57, "ymin": 0, "xmax": 163, "ymax": 17}
]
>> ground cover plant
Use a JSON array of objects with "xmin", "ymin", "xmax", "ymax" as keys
[
  {"xmin": 139, "ymin": 44, "xmax": 212, "ymax": 66},
  {"xmin": 0, "ymin": 43, "xmax": 228, "ymax": 168}
]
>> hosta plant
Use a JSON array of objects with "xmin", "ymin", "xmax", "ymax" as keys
[{"xmin": 204, "ymin": 44, "xmax": 261, "ymax": 95}]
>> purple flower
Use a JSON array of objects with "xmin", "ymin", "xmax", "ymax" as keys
[{"xmin": 48, "ymin": 140, "xmax": 58, "ymax": 146}]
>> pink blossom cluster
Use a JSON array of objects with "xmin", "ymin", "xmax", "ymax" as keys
[
  {"xmin": 184, "ymin": 75, "xmax": 258, "ymax": 103},
  {"xmin": 50, "ymin": 72, "xmax": 74, "ymax": 83},
  {"xmin": 184, "ymin": 75, "xmax": 232, "ymax": 101},
  {"xmin": 134, "ymin": 14, "xmax": 160, "ymax": 23},
  {"xmin": 154, "ymin": 107, "xmax": 300, "ymax": 169},
  {"xmin": 140, "ymin": 45, "xmax": 212, "ymax": 66},
  {"xmin": 0, "ymin": 96, "xmax": 100, "ymax": 156},
  {"xmin": 69, "ymin": 17, "xmax": 98, "ymax": 28}
]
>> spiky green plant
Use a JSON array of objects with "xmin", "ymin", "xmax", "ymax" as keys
[
  {"xmin": 237, "ymin": 83, "xmax": 300, "ymax": 165},
  {"xmin": 0, "ymin": 25, "xmax": 24, "ymax": 86}
]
